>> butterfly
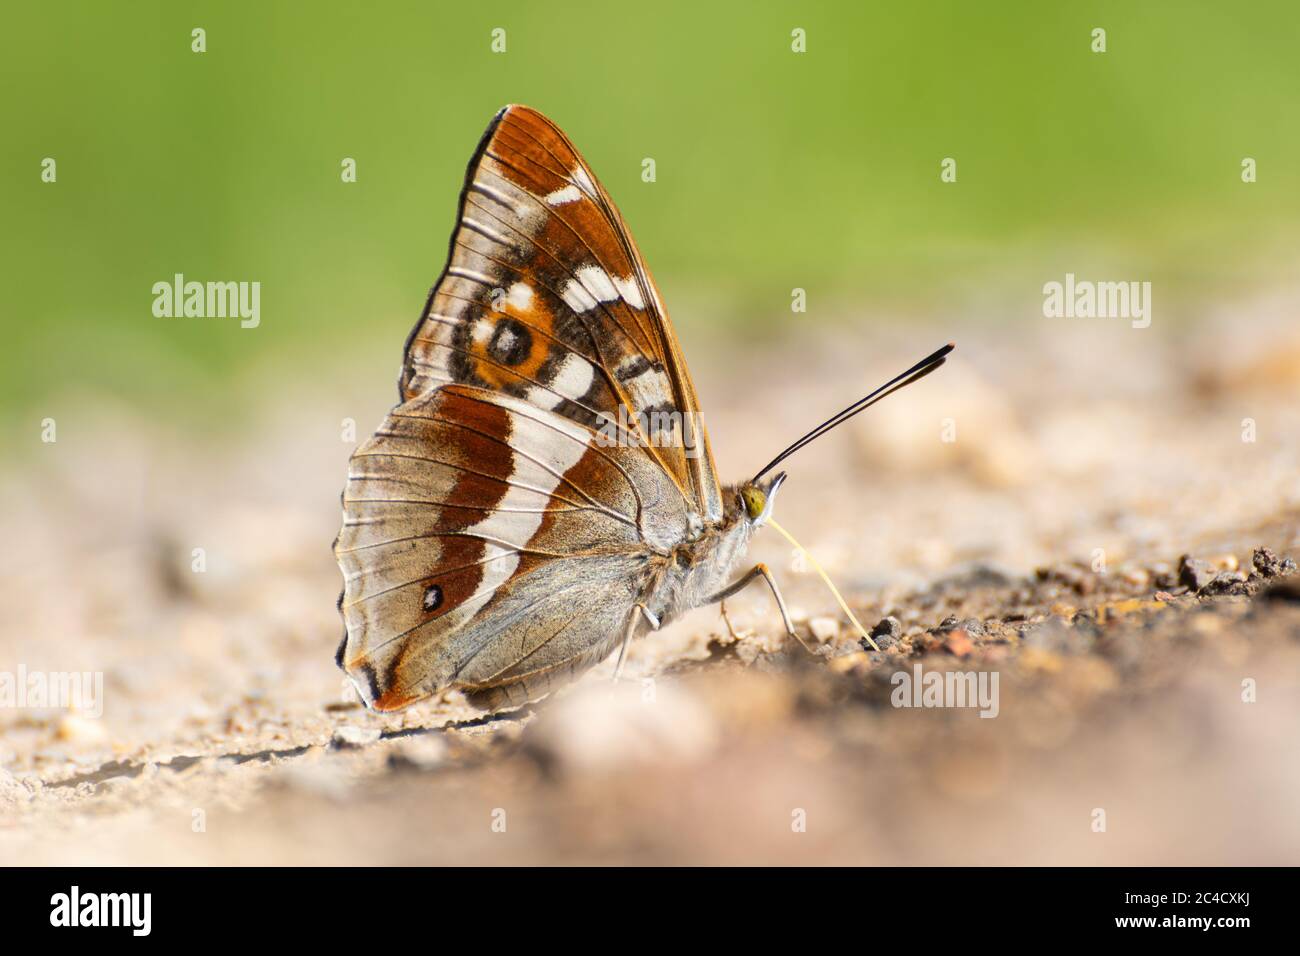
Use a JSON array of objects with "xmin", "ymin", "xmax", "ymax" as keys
[{"xmin": 334, "ymin": 105, "xmax": 952, "ymax": 712}]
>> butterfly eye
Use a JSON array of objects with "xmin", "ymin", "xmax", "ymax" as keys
[
  {"xmin": 741, "ymin": 487, "xmax": 767, "ymax": 521},
  {"xmin": 422, "ymin": 584, "xmax": 444, "ymax": 613}
]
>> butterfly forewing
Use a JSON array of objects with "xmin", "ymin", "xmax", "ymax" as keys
[{"xmin": 402, "ymin": 105, "xmax": 723, "ymax": 523}]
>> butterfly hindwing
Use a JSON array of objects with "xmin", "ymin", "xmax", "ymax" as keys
[{"xmin": 336, "ymin": 384, "xmax": 688, "ymax": 709}]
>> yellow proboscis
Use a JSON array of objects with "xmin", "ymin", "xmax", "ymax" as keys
[{"xmin": 767, "ymin": 518, "xmax": 879, "ymax": 652}]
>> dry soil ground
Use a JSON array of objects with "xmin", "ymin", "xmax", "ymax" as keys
[{"xmin": 3, "ymin": 300, "xmax": 1299, "ymax": 865}]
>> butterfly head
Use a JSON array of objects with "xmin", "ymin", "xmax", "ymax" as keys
[{"xmin": 739, "ymin": 471, "xmax": 787, "ymax": 528}]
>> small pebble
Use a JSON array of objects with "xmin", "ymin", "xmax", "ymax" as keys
[
  {"xmin": 871, "ymin": 615, "xmax": 902, "ymax": 637},
  {"xmin": 865, "ymin": 616, "xmax": 902, "ymax": 651},
  {"xmin": 808, "ymin": 616, "xmax": 840, "ymax": 643},
  {"xmin": 944, "ymin": 629, "xmax": 975, "ymax": 657},
  {"xmin": 1252, "ymin": 547, "xmax": 1296, "ymax": 578},
  {"xmin": 1178, "ymin": 555, "xmax": 1216, "ymax": 591},
  {"xmin": 55, "ymin": 714, "xmax": 110, "ymax": 747}
]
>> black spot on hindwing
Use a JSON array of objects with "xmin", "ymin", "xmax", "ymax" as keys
[{"xmin": 423, "ymin": 583, "xmax": 445, "ymax": 613}]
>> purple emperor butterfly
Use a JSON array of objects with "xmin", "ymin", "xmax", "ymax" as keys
[{"xmin": 334, "ymin": 105, "xmax": 951, "ymax": 711}]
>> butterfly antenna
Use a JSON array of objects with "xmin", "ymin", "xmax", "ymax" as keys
[{"xmin": 751, "ymin": 342, "xmax": 954, "ymax": 483}]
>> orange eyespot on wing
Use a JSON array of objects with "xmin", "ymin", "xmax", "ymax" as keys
[{"xmin": 463, "ymin": 291, "xmax": 555, "ymax": 389}]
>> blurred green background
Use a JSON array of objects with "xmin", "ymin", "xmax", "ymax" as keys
[{"xmin": 3, "ymin": 0, "xmax": 1297, "ymax": 418}]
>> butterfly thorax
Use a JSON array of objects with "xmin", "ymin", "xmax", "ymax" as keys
[{"xmin": 641, "ymin": 486, "xmax": 759, "ymax": 627}]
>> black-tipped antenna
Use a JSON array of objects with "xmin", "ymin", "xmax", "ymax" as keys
[{"xmin": 751, "ymin": 342, "xmax": 955, "ymax": 483}]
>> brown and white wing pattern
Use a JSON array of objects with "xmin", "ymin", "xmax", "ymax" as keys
[
  {"xmin": 335, "ymin": 105, "xmax": 724, "ymax": 711},
  {"xmin": 335, "ymin": 384, "xmax": 689, "ymax": 711},
  {"xmin": 402, "ymin": 104, "xmax": 724, "ymax": 524}
]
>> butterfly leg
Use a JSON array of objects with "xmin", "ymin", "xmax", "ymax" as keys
[
  {"xmin": 613, "ymin": 603, "xmax": 660, "ymax": 681},
  {"xmin": 706, "ymin": 563, "xmax": 814, "ymax": 654},
  {"xmin": 719, "ymin": 601, "xmax": 742, "ymax": 641}
]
